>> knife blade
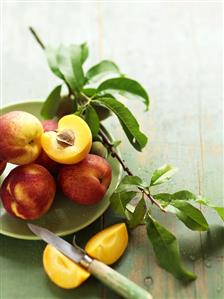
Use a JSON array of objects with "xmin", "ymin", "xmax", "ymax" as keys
[
  {"xmin": 28, "ymin": 223, "xmax": 153, "ymax": 299},
  {"xmin": 28, "ymin": 223, "xmax": 83, "ymax": 263}
]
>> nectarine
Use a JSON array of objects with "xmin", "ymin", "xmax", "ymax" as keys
[
  {"xmin": 35, "ymin": 120, "xmax": 59, "ymax": 174},
  {"xmin": 42, "ymin": 120, "xmax": 58, "ymax": 132},
  {"xmin": 85, "ymin": 223, "xmax": 128, "ymax": 265},
  {"xmin": 0, "ymin": 164, "xmax": 56, "ymax": 220},
  {"xmin": 0, "ymin": 111, "xmax": 43, "ymax": 165},
  {"xmin": 0, "ymin": 161, "xmax": 7, "ymax": 176},
  {"xmin": 58, "ymin": 154, "xmax": 112, "ymax": 205},
  {"xmin": 41, "ymin": 115, "xmax": 92, "ymax": 164},
  {"xmin": 43, "ymin": 244, "xmax": 90, "ymax": 289}
]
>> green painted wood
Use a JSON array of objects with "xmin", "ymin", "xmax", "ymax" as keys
[{"xmin": 1, "ymin": 2, "xmax": 223, "ymax": 299}]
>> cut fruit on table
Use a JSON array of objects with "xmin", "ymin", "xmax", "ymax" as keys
[
  {"xmin": 43, "ymin": 244, "xmax": 90, "ymax": 289},
  {"xmin": 85, "ymin": 223, "xmax": 128, "ymax": 265},
  {"xmin": 43, "ymin": 223, "xmax": 128, "ymax": 289}
]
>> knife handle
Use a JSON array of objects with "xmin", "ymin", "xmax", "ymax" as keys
[{"xmin": 88, "ymin": 259, "xmax": 153, "ymax": 299}]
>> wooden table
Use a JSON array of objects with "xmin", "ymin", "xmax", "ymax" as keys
[{"xmin": 1, "ymin": 2, "xmax": 223, "ymax": 299}]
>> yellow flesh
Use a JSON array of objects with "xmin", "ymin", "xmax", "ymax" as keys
[
  {"xmin": 85, "ymin": 223, "xmax": 128, "ymax": 265},
  {"xmin": 43, "ymin": 244, "xmax": 90, "ymax": 289},
  {"xmin": 41, "ymin": 115, "xmax": 92, "ymax": 164}
]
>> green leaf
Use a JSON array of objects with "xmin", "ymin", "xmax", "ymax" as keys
[
  {"xmin": 41, "ymin": 85, "xmax": 62, "ymax": 119},
  {"xmin": 170, "ymin": 200, "xmax": 209, "ymax": 231},
  {"xmin": 120, "ymin": 175, "xmax": 143, "ymax": 186},
  {"xmin": 45, "ymin": 43, "xmax": 88, "ymax": 83},
  {"xmin": 128, "ymin": 196, "xmax": 147, "ymax": 229},
  {"xmin": 153, "ymin": 193, "xmax": 173, "ymax": 207},
  {"xmin": 80, "ymin": 42, "xmax": 89, "ymax": 64},
  {"xmin": 86, "ymin": 60, "xmax": 120, "ymax": 81},
  {"xmin": 116, "ymin": 175, "xmax": 145, "ymax": 192},
  {"xmin": 57, "ymin": 45, "xmax": 85, "ymax": 91},
  {"xmin": 84, "ymin": 105, "xmax": 100, "ymax": 138},
  {"xmin": 82, "ymin": 88, "xmax": 97, "ymax": 97},
  {"xmin": 213, "ymin": 207, "xmax": 224, "ymax": 221},
  {"xmin": 173, "ymin": 190, "xmax": 196, "ymax": 201},
  {"xmin": 194, "ymin": 197, "xmax": 224, "ymax": 222},
  {"xmin": 97, "ymin": 77, "xmax": 149, "ymax": 110},
  {"xmin": 145, "ymin": 215, "xmax": 196, "ymax": 281},
  {"xmin": 45, "ymin": 46, "xmax": 64, "ymax": 79},
  {"xmin": 195, "ymin": 197, "xmax": 210, "ymax": 205},
  {"xmin": 93, "ymin": 97, "xmax": 148, "ymax": 151},
  {"xmin": 110, "ymin": 191, "xmax": 137, "ymax": 217},
  {"xmin": 150, "ymin": 164, "xmax": 178, "ymax": 186}
]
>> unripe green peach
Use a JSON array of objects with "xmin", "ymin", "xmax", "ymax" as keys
[{"xmin": 90, "ymin": 141, "xmax": 108, "ymax": 159}]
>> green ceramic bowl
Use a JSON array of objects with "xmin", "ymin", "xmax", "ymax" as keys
[{"xmin": 0, "ymin": 101, "xmax": 122, "ymax": 240}]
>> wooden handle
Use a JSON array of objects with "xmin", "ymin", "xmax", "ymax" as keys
[{"xmin": 88, "ymin": 259, "xmax": 153, "ymax": 299}]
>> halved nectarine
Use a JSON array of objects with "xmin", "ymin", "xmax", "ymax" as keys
[
  {"xmin": 43, "ymin": 244, "xmax": 90, "ymax": 289},
  {"xmin": 85, "ymin": 223, "xmax": 128, "ymax": 265},
  {"xmin": 41, "ymin": 115, "xmax": 92, "ymax": 164}
]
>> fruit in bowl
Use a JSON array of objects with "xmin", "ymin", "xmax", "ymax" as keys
[
  {"xmin": 42, "ymin": 119, "xmax": 58, "ymax": 132},
  {"xmin": 0, "ymin": 163, "xmax": 56, "ymax": 220},
  {"xmin": 0, "ymin": 111, "xmax": 43, "ymax": 165},
  {"xmin": 58, "ymin": 154, "xmax": 112, "ymax": 205},
  {"xmin": 90, "ymin": 141, "xmax": 108, "ymax": 159},
  {"xmin": 0, "ymin": 161, "xmax": 7, "ymax": 176},
  {"xmin": 41, "ymin": 114, "xmax": 92, "ymax": 164},
  {"xmin": 35, "ymin": 119, "xmax": 60, "ymax": 174}
]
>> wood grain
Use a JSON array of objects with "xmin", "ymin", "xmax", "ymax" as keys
[{"xmin": 1, "ymin": 2, "xmax": 223, "ymax": 299}]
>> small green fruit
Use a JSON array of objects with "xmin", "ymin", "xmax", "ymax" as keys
[{"xmin": 90, "ymin": 141, "xmax": 108, "ymax": 159}]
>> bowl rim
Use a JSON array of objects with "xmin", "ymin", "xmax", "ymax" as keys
[{"xmin": 0, "ymin": 100, "xmax": 123, "ymax": 240}]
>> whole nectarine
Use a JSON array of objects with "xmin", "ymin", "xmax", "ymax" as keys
[
  {"xmin": 42, "ymin": 120, "xmax": 58, "ymax": 132},
  {"xmin": 58, "ymin": 154, "xmax": 112, "ymax": 205},
  {"xmin": 0, "ymin": 164, "xmax": 56, "ymax": 220},
  {"xmin": 35, "ymin": 120, "xmax": 59, "ymax": 174},
  {"xmin": 0, "ymin": 161, "xmax": 7, "ymax": 176},
  {"xmin": 0, "ymin": 111, "xmax": 43, "ymax": 165}
]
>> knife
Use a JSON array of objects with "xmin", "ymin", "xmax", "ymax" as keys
[{"xmin": 28, "ymin": 224, "xmax": 153, "ymax": 299}]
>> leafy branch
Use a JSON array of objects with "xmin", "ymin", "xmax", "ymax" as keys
[
  {"xmin": 29, "ymin": 27, "xmax": 224, "ymax": 282},
  {"xmin": 99, "ymin": 128, "xmax": 165, "ymax": 211}
]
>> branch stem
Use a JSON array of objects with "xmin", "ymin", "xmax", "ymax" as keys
[
  {"xmin": 99, "ymin": 129, "xmax": 166, "ymax": 212},
  {"xmin": 29, "ymin": 27, "xmax": 45, "ymax": 49},
  {"xmin": 29, "ymin": 26, "xmax": 165, "ymax": 213}
]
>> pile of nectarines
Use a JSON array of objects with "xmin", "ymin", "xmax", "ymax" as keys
[{"xmin": 0, "ymin": 111, "xmax": 112, "ymax": 220}]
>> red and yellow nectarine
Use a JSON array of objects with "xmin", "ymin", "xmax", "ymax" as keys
[
  {"xmin": 35, "ymin": 120, "xmax": 59, "ymax": 174},
  {"xmin": 0, "ymin": 161, "xmax": 7, "ymax": 176},
  {"xmin": 58, "ymin": 154, "xmax": 112, "ymax": 205},
  {"xmin": 0, "ymin": 164, "xmax": 56, "ymax": 220},
  {"xmin": 42, "ymin": 120, "xmax": 58, "ymax": 132},
  {"xmin": 0, "ymin": 111, "xmax": 43, "ymax": 165}
]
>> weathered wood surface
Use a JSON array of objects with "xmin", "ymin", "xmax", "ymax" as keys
[{"xmin": 1, "ymin": 2, "xmax": 223, "ymax": 299}]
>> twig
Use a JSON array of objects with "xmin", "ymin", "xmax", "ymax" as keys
[
  {"xmin": 29, "ymin": 27, "xmax": 45, "ymax": 50},
  {"xmin": 99, "ymin": 129, "xmax": 166, "ymax": 212},
  {"xmin": 29, "ymin": 26, "xmax": 166, "ymax": 213}
]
